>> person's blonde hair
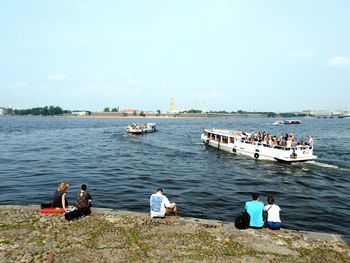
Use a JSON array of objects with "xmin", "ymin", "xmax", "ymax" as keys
[{"xmin": 58, "ymin": 182, "xmax": 70, "ymax": 191}]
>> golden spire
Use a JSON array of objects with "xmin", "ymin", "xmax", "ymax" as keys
[{"xmin": 170, "ymin": 96, "xmax": 175, "ymax": 113}]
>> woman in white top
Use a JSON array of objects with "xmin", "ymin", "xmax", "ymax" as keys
[{"xmin": 264, "ymin": 195, "xmax": 282, "ymax": 230}]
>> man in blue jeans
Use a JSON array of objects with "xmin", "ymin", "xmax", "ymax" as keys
[{"xmin": 245, "ymin": 193, "xmax": 264, "ymax": 229}]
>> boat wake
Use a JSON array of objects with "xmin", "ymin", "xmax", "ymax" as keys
[{"xmin": 308, "ymin": 161, "xmax": 350, "ymax": 172}]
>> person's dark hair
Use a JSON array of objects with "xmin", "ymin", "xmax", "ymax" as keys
[
  {"xmin": 267, "ymin": 195, "xmax": 274, "ymax": 205},
  {"xmin": 81, "ymin": 184, "xmax": 87, "ymax": 191},
  {"xmin": 156, "ymin": 188, "xmax": 163, "ymax": 193},
  {"xmin": 252, "ymin": 193, "xmax": 259, "ymax": 200}
]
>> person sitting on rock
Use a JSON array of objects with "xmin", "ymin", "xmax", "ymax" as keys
[
  {"xmin": 65, "ymin": 184, "xmax": 92, "ymax": 221},
  {"xmin": 264, "ymin": 196, "xmax": 282, "ymax": 230},
  {"xmin": 52, "ymin": 182, "xmax": 70, "ymax": 210},
  {"xmin": 150, "ymin": 188, "xmax": 177, "ymax": 218},
  {"xmin": 245, "ymin": 193, "xmax": 264, "ymax": 229},
  {"xmin": 77, "ymin": 184, "xmax": 92, "ymax": 209}
]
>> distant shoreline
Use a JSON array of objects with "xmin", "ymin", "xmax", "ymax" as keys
[{"xmin": 68, "ymin": 112, "xmax": 269, "ymax": 119}]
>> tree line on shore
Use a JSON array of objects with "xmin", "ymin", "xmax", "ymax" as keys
[{"xmin": 3, "ymin": 106, "xmax": 71, "ymax": 116}]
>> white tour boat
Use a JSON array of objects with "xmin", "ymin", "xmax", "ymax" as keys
[
  {"xmin": 201, "ymin": 128, "xmax": 316, "ymax": 163},
  {"xmin": 127, "ymin": 123, "xmax": 156, "ymax": 134}
]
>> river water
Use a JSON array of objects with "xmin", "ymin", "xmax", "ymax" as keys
[{"xmin": 0, "ymin": 116, "xmax": 349, "ymax": 241}]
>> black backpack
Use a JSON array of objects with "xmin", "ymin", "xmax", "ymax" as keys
[
  {"xmin": 235, "ymin": 211, "xmax": 250, "ymax": 229},
  {"xmin": 65, "ymin": 207, "xmax": 91, "ymax": 221}
]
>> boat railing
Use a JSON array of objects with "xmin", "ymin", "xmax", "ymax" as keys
[
  {"xmin": 240, "ymin": 139, "xmax": 312, "ymax": 151},
  {"xmin": 273, "ymin": 145, "xmax": 312, "ymax": 151}
]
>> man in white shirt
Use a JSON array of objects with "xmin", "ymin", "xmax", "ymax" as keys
[
  {"xmin": 150, "ymin": 188, "xmax": 177, "ymax": 218},
  {"xmin": 264, "ymin": 196, "xmax": 282, "ymax": 230}
]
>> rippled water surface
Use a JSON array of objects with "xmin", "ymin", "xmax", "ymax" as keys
[{"xmin": 0, "ymin": 117, "xmax": 349, "ymax": 241}]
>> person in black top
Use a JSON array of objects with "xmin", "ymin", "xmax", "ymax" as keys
[{"xmin": 52, "ymin": 182, "xmax": 70, "ymax": 210}]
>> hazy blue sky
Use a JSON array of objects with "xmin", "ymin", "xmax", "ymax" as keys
[{"xmin": 1, "ymin": 0, "xmax": 349, "ymax": 112}]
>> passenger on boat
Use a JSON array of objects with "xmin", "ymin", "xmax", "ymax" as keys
[
  {"xmin": 273, "ymin": 136, "xmax": 278, "ymax": 146},
  {"xmin": 290, "ymin": 134, "xmax": 295, "ymax": 145},
  {"xmin": 150, "ymin": 188, "xmax": 177, "ymax": 218},
  {"xmin": 52, "ymin": 182, "xmax": 70, "ymax": 210},
  {"xmin": 268, "ymin": 135, "xmax": 273, "ymax": 147},
  {"xmin": 264, "ymin": 196, "xmax": 282, "ymax": 230},
  {"xmin": 279, "ymin": 133, "xmax": 284, "ymax": 144},
  {"xmin": 244, "ymin": 193, "xmax": 264, "ymax": 229},
  {"xmin": 307, "ymin": 136, "xmax": 314, "ymax": 147}
]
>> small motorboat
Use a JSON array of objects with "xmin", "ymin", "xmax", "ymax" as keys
[
  {"xmin": 273, "ymin": 120, "xmax": 302, "ymax": 125},
  {"xmin": 127, "ymin": 123, "xmax": 156, "ymax": 134}
]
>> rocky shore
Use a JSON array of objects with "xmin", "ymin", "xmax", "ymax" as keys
[{"xmin": 0, "ymin": 205, "xmax": 349, "ymax": 262}]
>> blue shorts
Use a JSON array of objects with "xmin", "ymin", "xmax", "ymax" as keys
[{"xmin": 266, "ymin": 221, "xmax": 282, "ymax": 230}]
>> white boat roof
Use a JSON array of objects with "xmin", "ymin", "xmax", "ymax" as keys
[
  {"xmin": 128, "ymin": 123, "xmax": 156, "ymax": 125},
  {"xmin": 204, "ymin": 128, "xmax": 248, "ymax": 137}
]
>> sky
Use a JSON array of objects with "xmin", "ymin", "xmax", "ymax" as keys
[{"xmin": 0, "ymin": 0, "xmax": 349, "ymax": 112}]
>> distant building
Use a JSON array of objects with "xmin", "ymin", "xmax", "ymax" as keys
[
  {"xmin": 313, "ymin": 110, "xmax": 332, "ymax": 117},
  {"xmin": 119, "ymin": 109, "xmax": 140, "ymax": 114},
  {"xmin": 143, "ymin": 110, "xmax": 155, "ymax": 115},
  {"xmin": 0, "ymin": 108, "xmax": 4, "ymax": 116}
]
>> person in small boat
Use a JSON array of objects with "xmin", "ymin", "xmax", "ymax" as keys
[
  {"xmin": 264, "ymin": 196, "xmax": 282, "ymax": 230},
  {"xmin": 150, "ymin": 188, "xmax": 177, "ymax": 218},
  {"xmin": 245, "ymin": 193, "xmax": 264, "ymax": 229},
  {"xmin": 52, "ymin": 182, "xmax": 70, "ymax": 210},
  {"xmin": 76, "ymin": 184, "xmax": 92, "ymax": 209}
]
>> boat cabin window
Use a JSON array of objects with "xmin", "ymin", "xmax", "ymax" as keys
[
  {"xmin": 229, "ymin": 137, "xmax": 235, "ymax": 143},
  {"xmin": 216, "ymin": 135, "xmax": 221, "ymax": 142},
  {"xmin": 222, "ymin": 136, "xmax": 228, "ymax": 144}
]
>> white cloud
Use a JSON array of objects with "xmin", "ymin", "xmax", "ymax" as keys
[
  {"xmin": 85, "ymin": 85, "xmax": 117, "ymax": 93},
  {"xmin": 92, "ymin": 74, "xmax": 105, "ymax": 80},
  {"xmin": 291, "ymin": 49, "xmax": 314, "ymax": 59},
  {"xmin": 14, "ymin": 82, "xmax": 29, "ymax": 87},
  {"xmin": 12, "ymin": 82, "xmax": 29, "ymax": 95},
  {"xmin": 48, "ymin": 73, "xmax": 67, "ymax": 81},
  {"xmin": 328, "ymin": 56, "xmax": 350, "ymax": 67},
  {"xmin": 126, "ymin": 80, "xmax": 138, "ymax": 85},
  {"xmin": 119, "ymin": 69, "xmax": 133, "ymax": 78},
  {"xmin": 191, "ymin": 90, "xmax": 225, "ymax": 99}
]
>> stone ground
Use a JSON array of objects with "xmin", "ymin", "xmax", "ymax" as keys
[{"xmin": 0, "ymin": 205, "xmax": 349, "ymax": 263}]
